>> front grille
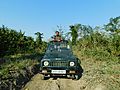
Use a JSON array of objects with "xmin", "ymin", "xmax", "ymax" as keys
[{"xmin": 50, "ymin": 61, "xmax": 68, "ymax": 67}]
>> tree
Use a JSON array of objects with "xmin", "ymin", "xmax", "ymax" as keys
[
  {"xmin": 68, "ymin": 24, "xmax": 80, "ymax": 45},
  {"xmin": 104, "ymin": 16, "xmax": 120, "ymax": 56},
  {"xmin": 35, "ymin": 32, "xmax": 43, "ymax": 47},
  {"xmin": 105, "ymin": 16, "xmax": 120, "ymax": 34},
  {"xmin": 0, "ymin": 25, "xmax": 44, "ymax": 57}
]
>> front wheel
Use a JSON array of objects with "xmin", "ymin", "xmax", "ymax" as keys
[
  {"xmin": 74, "ymin": 74, "xmax": 82, "ymax": 80},
  {"xmin": 44, "ymin": 76, "xmax": 50, "ymax": 80},
  {"xmin": 38, "ymin": 74, "xmax": 44, "ymax": 80},
  {"xmin": 74, "ymin": 75, "xmax": 79, "ymax": 80}
]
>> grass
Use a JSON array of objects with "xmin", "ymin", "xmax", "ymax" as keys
[
  {"xmin": 73, "ymin": 45, "xmax": 119, "ymax": 62},
  {"xmin": 73, "ymin": 46, "xmax": 120, "ymax": 90},
  {"xmin": 0, "ymin": 53, "xmax": 42, "ymax": 79},
  {"xmin": 0, "ymin": 51, "xmax": 45, "ymax": 90}
]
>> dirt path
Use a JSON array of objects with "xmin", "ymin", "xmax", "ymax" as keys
[
  {"xmin": 22, "ymin": 57, "xmax": 120, "ymax": 90},
  {"xmin": 22, "ymin": 74, "xmax": 85, "ymax": 90}
]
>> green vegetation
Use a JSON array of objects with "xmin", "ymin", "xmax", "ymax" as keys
[
  {"xmin": 0, "ymin": 25, "xmax": 47, "ymax": 57},
  {"xmin": 68, "ymin": 16, "xmax": 120, "ymax": 62},
  {"xmin": 71, "ymin": 16, "xmax": 120, "ymax": 90},
  {"xmin": 0, "ymin": 26, "xmax": 47, "ymax": 89}
]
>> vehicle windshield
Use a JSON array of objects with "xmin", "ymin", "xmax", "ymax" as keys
[
  {"xmin": 47, "ymin": 41, "xmax": 70, "ymax": 50},
  {"xmin": 44, "ymin": 41, "xmax": 75, "ymax": 59}
]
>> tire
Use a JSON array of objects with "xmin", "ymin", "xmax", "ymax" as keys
[
  {"xmin": 41, "ymin": 74, "xmax": 45, "ymax": 80},
  {"xmin": 74, "ymin": 73, "xmax": 82, "ymax": 80},
  {"xmin": 44, "ymin": 76, "xmax": 50, "ymax": 80},
  {"xmin": 39, "ymin": 73, "xmax": 50, "ymax": 80},
  {"xmin": 74, "ymin": 75, "xmax": 79, "ymax": 80}
]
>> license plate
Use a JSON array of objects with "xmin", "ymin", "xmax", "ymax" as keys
[{"xmin": 51, "ymin": 70, "xmax": 66, "ymax": 74}]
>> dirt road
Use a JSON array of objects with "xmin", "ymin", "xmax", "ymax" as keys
[
  {"xmin": 22, "ymin": 56, "xmax": 120, "ymax": 90},
  {"xmin": 22, "ymin": 74, "xmax": 85, "ymax": 90}
]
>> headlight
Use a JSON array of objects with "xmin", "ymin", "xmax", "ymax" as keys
[
  {"xmin": 70, "ymin": 62, "xmax": 75, "ymax": 66},
  {"xmin": 44, "ymin": 61, "xmax": 49, "ymax": 66}
]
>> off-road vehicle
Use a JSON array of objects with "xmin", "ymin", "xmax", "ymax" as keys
[{"xmin": 40, "ymin": 41, "xmax": 83, "ymax": 80}]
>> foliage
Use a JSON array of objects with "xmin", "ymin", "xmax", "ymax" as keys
[
  {"xmin": 0, "ymin": 25, "xmax": 45, "ymax": 89},
  {"xmin": 67, "ymin": 24, "xmax": 79, "ymax": 45},
  {"xmin": 104, "ymin": 16, "xmax": 120, "ymax": 34},
  {"xmin": 72, "ymin": 17, "xmax": 120, "ymax": 89},
  {"xmin": 0, "ymin": 25, "xmax": 47, "ymax": 57},
  {"xmin": 70, "ymin": 16, "xmax": 120, "ymax": 62},
  {"xmin": 35, "ymin": 32, "xmax": 43, "ymax": 47}
]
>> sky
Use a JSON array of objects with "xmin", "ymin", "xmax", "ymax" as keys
[{"xmin": 0, "ymin": 0, "xmax": 120, "ymax": 41}]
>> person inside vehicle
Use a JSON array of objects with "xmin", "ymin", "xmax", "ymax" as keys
[{"xmin": 53, "ymin": 31, "xmax": 62, "ymax": 42}]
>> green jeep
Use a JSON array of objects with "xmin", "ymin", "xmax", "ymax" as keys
[{"xmin": 40, "ymin": 41, "xmax": 83, "ymax": 80}]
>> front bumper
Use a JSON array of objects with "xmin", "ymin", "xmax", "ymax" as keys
[{"xmin": 40, "ymin": 66, "xmax": 80, "ymax": 76}]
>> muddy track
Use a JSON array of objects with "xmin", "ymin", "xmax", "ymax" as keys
[{"xmin": 22, "ymin": 74, "xmax": 85, "ymax": 90}]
